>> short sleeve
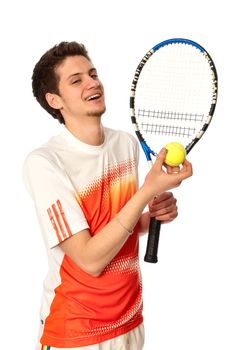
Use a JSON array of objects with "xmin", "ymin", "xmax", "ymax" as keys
[{"xmin": 23, "ymin": 152, "xmax": 89, "ymax": 248}]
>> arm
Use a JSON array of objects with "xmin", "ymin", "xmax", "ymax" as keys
[
  {"xmin": 59, "ymin": 186, "xmax": 155, "ymax": 276},
  {"xmin": 59, "ymin": 149, "xmax": 192, "ymax": 276}
]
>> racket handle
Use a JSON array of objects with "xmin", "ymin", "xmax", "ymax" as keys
[{"xmin": 144, "ymin": 218, "xmax": 161, "ymax": 263}]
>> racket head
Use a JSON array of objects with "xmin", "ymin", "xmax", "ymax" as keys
[{"xmin": 130, "ymin": 38, "xmax": 218, "ymax": 161}]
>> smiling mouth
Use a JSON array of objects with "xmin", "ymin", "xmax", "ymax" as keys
[{"xmin": 85, "ymin": 93, "xmax": 102, "ymax": 101}]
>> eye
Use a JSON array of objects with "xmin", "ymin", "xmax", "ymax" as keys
[
  {"xmin": 91, "ymin": 73, "xmax": 98, "ymax": 80},
  {"xmin": 72, "ymin": 79, "xmax": 81, "ymax": 85}
]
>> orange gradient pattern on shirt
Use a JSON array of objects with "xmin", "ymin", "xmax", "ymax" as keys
[{"xmin": 76, "ymin": 159, "xmax": 137, "ymax": 235}]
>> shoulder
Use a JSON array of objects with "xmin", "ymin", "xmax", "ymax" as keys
[
  {"xmin": 23, "ymin": 133, "xmax": 65, "ymax": 170},
  {"xmin": 22, "ymin": 134, "xmax": 67, "ymax": 187},
  {"xmin": 23, "ymin": 147, "xmax": 58, "ymax": 172},
  {"xmin": 22, "ymin": 142, "xmax": 69, "ymax": 198}
]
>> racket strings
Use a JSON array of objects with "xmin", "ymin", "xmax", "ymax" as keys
[
  {"xmin": 138, "ymin": 108, "xmax": 204, "ymax": 137},
  {"xmin": 138, "ymin": 108, "xmax": 204, "ymax": 122},
  {"xmin": 140, "ymin": 123, "xmax": 196, "ymax": 138}
]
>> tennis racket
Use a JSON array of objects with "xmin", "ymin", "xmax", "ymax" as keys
[{"xmin": 130, "ymin": 38, "xmax": 218, "ymax": 263}]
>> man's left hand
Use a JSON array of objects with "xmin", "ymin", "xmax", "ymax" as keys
[{"xmin": 148, "ymin": 192, "xmax": 178, "ymax": 223}]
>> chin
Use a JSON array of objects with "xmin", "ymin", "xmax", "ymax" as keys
[{"xmin": 87, "ymin": 107, "xmax": 106, "ymax": 117}]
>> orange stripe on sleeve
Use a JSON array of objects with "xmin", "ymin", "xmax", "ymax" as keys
[
  {"xmin": 57, "ymin": 200, "xmax": 73, "ymax": 238},
  {"xmin": 52, "ymin": 203, "xmax": 67, "ymax": 240},
  {"xmin": 47, "ymin": 207, "xmax": 62, "ymax": 243}
]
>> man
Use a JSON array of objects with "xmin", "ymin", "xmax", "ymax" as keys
[{"xmin": 23, "ymin": 41, "xmax": 192, "ymax": 350}]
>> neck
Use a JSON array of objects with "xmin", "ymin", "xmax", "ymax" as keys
[{"xmin": 64, "ymin": 117, "xmax": 104, "ymax": 146}]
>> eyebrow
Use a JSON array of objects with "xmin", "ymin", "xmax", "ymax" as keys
[{"xmin": 67, "ymin": 68, "xmax": 97, "ymax": 80}]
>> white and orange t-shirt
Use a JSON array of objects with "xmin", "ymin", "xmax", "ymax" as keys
[{"xmin": 23, "ymin": 127, "xmax": 143, "ymax": 348}]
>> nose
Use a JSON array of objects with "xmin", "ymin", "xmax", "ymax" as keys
[{"xmin": 86, "ymin": 75, "xmax": 101, "ymax": 89}]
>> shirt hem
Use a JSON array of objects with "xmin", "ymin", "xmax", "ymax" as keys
[
  {"xmin": 40, "ymin": 317, "xmax": 143, "ymax": 348},
  {"xmin": 49, "ymin": 220, "xmax": 89, "ymax": 248}
]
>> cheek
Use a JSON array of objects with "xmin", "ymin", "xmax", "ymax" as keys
[{"xmin": 62, "ymin": 89, "xmax": 82, "ymax": 106}]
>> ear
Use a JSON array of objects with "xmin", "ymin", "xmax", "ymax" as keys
[{"xmin": 45, "ymin": 92, "xmax": 63, "ymax": 110}]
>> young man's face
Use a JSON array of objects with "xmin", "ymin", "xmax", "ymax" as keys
[{"xmin": 53, "ymin": 55, "xmax": 106, "ymax": 121}]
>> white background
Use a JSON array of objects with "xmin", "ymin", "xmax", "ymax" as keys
[{"xmin": 1, "ymin": 0, "xmax": 231, "ymax": 349}]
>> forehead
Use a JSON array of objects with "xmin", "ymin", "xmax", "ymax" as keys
[{"xmin": 56, "ymin": 55, "xmax": 94, "ymax": 80}]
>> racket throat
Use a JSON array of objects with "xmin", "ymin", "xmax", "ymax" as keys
[{"xmin": 140, "ymin": 140, "xmax": 156, "ymax": 162}]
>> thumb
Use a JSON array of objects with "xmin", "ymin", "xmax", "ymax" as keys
[{"xmin": 155, "ymin": 148, "xmax": 167, "ymax": 168}]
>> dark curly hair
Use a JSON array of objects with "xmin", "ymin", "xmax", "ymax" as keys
[{"xmin": 32, "ymin": 41, "xmax": 91, "ymax": 124}]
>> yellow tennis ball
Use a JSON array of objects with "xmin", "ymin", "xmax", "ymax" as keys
[{"xmin": 165, "ymin": 142, "xmax": 186, "ymax": 166}]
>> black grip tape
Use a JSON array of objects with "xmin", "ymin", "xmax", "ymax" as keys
[{"xmin": 144, "ymin": 218, "xmax": 161, "ymax": 263}]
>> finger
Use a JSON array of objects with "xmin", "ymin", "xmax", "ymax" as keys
[
  {"xmin": 153, "ymin": 192, "xmax": 173, "ymax": 204},
  {"xmin": 154, "ymin": 148, "xmax": 167, "ymax": 168},
  {"xmin": 166, "ymin": 165, "xmax": 181, "ymax": 174},
  {"xmin": 152, "ymin": 194, "xmax": 175, "ymax": 209},
  {"xmin": 151, "ymin": 207, "xmax": 178, "ymax": 221},
  {"xmin": 151, "ymin": 191, "xmax": 172, "ymax": 205},
  {"xmin": 158, "ymin": 191, "xmax": 173, "ymax": 200},
  {"xmin": 150, "ymin": 197, "xmax": 177, "ymax": 213},
  {"xmin": 180, "ymin": 159, "xmax": 193, "ymax": 178}
]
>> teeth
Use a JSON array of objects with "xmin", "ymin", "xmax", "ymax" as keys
[{"xmin": 86, "ymin": 94, "xmax": 100, "ymax": 101}]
